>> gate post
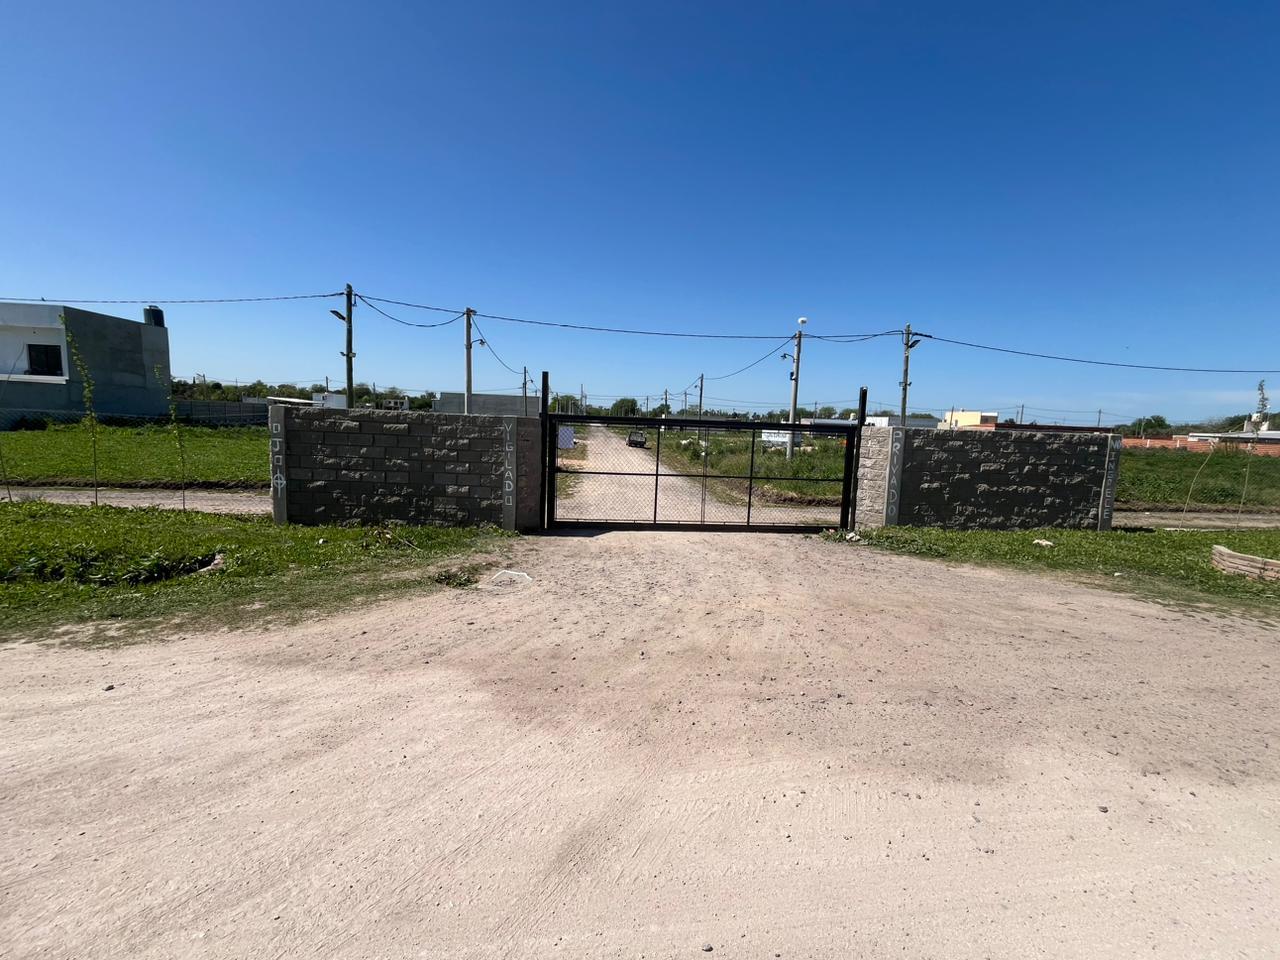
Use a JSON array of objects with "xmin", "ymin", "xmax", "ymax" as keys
[
  {"xmin": 838, "ymin": 387, "xmax": 868, "ymax": 530},
  {"xmin": 540, "ymin": 371, "xmax": 550, "ymax": 530}
]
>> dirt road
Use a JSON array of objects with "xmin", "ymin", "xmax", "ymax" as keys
[
  {"xmin": 6, "ymin": 486, "xmax": 271, "ymax": 514},
  {"xmin": 3, "ymin": 532, "xmax": 1278, "ymax": 958},
  {"xmin": 557, "ymin": 425, "xmax": 841, "ymax": 526},
  {"xmin": 1113, "ymin": 507, "xmax": 1280, "ymax": 530}
]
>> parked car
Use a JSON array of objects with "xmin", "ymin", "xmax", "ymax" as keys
[{"xmin": 626, "ymin": 429, "xmax": 647, "ymax": 448}]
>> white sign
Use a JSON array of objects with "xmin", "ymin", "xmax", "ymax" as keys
[
  {"xmin": 557, "ymin": 425, "xmax": 576, "ymax": 449},
  {"xmin": 760, "ymin": 430, "xmax": 794, "ymax": 447}
]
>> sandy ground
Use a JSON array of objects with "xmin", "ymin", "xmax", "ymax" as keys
[
  {"xmin": 5, "ymin": 486, "xmax": 271, "ymax": 514},
  {"xmin": 557, "ymin": 425, "xmax": 841, "ymax": 526},
  {"xmin": 2, "ymin": 531, "xmax": 1278, "ymax": 959}
]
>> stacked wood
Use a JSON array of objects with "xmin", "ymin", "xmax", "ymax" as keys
[{"xmin": 1211, "ymin": 545, "xmax": 1280, "ymax": 582}]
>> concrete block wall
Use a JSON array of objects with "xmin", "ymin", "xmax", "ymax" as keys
[
  {"xmin": 270, "ymin": 406, "xmax": 542, "ymax": 530},
  {"xmin": 897, "ymin": 429, "xmax": 1120, "ymax": 530}
]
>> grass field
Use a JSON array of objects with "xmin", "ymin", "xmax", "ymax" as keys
[
  {"xmin": 644, "ymin": 426, "xmax": 846, "ymax": 503},
  {"xmin": 1116, "ymin": 447, "xmax": 1280, "ymax": 509},
  {"xmin": 5, "ymin": 421, "xmax": 1278, "ymax": 514},
  {"xmin": 0, "ymin": 502, "xmax": 497, "ymax": 641},
  {"xmin": 841, "ymin": 525, "xmax": 1280, "ymax": 609},
  {"xmin": 0, "ymin": 423, "xmax": 270, "ymax": 488}
]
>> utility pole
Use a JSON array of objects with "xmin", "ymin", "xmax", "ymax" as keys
[
  {"xmin": 1097, "ymin": 408, "xmax": 1102, "ymax": 428},
  {"xmin": 663, "ymin": 388, "xmax": 669, "ymax": 414},
  {"xmin": 581, "ymin": 384, "xmax": 586, "ymax": 416},
  {"xmin": 899, "ymin": 323, "xmax": 916, "ymax": 428},
  {"xmin": 644, "ymin": 395, "xmax": 650, "ymax": 416},
  {"xmin": 522, "ymin": 366, "xmax": 529, "ymax": 417},
  {"xmin": 343, "ymin": 284, "xmax": 354, "ymax": 409},
  {"xmin": 1017, "ymin": 403, "xmax": 1024, "ymax": 424},
  {"xmin": 683, "ymin": 389, "xmax": 688, "ymax": 417},
  {"xmin": 698, "ymin": 374, "xmax": 704, "ymax": 419},
  {"xmin": 463, "ymin": 307, "xmax": 476, "ymax": 415},
  {"xmin": 786, "ymin": 320, "xmax": 806, "ymax": 459}
]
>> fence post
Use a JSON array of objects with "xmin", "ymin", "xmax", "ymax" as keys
[
  {"xmin": 840, "ymin": 387, "xmax": 868, "ymax": 530},
  {"xmin": 540, "ymin": 371, "xmax": 551, "ymax": 530}
]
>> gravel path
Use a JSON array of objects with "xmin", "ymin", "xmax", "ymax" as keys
[
  {"xmin": 556, "ymin": 424, "xmax": 841, "ymax": 526},
  {"xmin": 5, "ymin": 486, "xmax": 271, "ymax": 514},
  {"xmin": 2, "ymin": 531, "xmax": 1276, "ymax": 958}
]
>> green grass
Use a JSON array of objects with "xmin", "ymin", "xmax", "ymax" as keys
[
  {"xmin": 0, "ymin": 502, "xmax": 499, "ymax": 642},
  {"xmin": 840, "ymin": 525, "xmax": 1280, "ymax": 611},
  {"xmin": 0, "ymin": 423, "xmax": 269, "ymax": 488},
  {"xmin": 653, "ymin": 427, "xmax": 846, "ymax": 503},
  {"xmin": 1116, "ymin": 447, "xmax": 1280, "ymax": 509}
]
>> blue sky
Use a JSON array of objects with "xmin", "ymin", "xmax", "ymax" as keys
[{"xmin": 2, "ymin": 1, "xmax": 1277, "ymax": 423}]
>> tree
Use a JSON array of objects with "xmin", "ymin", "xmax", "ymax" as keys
[
  {"xmin": 651, "ymin": 402, "xmax": 672, "ymax": 417},
  {"xmin": 609, "ymin": 397, "xmax": 640, "ymax": 417},
  {"xmin": 1122, "ymin": 414, "xmax": 1170, "ymax": 437},
  {"xmin": 817, "ymin": 405, "xmax": 838, "ymax": 419}
]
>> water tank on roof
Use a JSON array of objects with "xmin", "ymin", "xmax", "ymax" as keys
[{"xmin": 143, "ymin": 305, "xmax": 165, "ymax": 327}]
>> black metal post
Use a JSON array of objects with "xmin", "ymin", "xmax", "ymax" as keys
[
  {"xmin": 540, "ymin": 371, "xmax": 551, "ymax": 530},
  {"xmin": 652, "ymin": 425, "xmax": 662, "ymax": 524},
  {"xmin": 746, "ymin": 428, "xmax": 757, "ymax": 527}
]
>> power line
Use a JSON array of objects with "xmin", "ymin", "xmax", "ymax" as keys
[
  {"xmin": 473, "ymin": 310, "xmax": 803, "ymax": 340},
  {"xmin": 469, "ymin": 318, "xmax": 524, "ymax": 377},
  {"xmin": 356, "ymin": 294, "xmax": 464, "ymax": 329},
  {"xmin": 918, "ymin": 332, "xmax": 1280, "ymax": 374},
  {"xmin": 354, "ymin": 294, "xmax": 464, "ymax": 315},
  {"xmin": 704, "ymin": 336, "xmax": 797, "ymax": 381},
  {"xmin": 0, "ymin": 292, "xmax": 341, "ymax": 305},
  {"xmin": 360, "ymin": 292, "xmax": 898, "ymax": 341},
  {"xmin": 809, "ymin": 330, "xmax": 903, "ymax": 343}
]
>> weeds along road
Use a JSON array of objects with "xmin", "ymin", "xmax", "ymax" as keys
[{"xmin": 2, "ymin": 530, "xmax": 1277, "ymax": 959}]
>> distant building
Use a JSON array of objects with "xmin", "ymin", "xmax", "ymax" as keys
[
  {"xmin": 1, "ymin": 302, "xmax": 171, "ymax": 426},
  {"xmin": 864, "ymin": 414, "xmax": 941, "ymax": 430},
  {"xmin": 941, "ymin": 410, "xmax": 999, "ymax": 430},
  {"xmin": 311, "ymin": 392, "xmax": 348, "ymax": 409},
  {"xmin": 433, "ymin": 392, "xmax": 536, "ymax": 417}
]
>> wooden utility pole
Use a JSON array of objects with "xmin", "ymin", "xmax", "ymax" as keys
[
  {"xmin": 463, "ymin": 307, "xmax": 476, "ymax": 414},
  {"xmin": 698, "ymin": 374, "xmax": 704, "ymax": 419},
  {"xmin": 344, "ymin": 284, "xmax": 354, "ymax": 408}
]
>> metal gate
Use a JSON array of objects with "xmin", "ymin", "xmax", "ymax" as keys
[{"xmin": 542, "ymin": 413, "xmax": 864, "ymax": 532}]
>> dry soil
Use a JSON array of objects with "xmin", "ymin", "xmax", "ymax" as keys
[{"xmin": 2, "ymin": 531, "xmax": 1277, "ymax": 959}]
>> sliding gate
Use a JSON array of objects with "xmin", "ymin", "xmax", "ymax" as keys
[{"xmin": 543, "ymin": 414, "xmax": 863, "ymax": 532}]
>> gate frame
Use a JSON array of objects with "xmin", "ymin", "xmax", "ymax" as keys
[{"xmin": 541, "ymin": 393, "xmax": 867, "ymax": 533}]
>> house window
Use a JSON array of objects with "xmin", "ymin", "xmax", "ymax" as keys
[{"xmin": 27, "ymin": 344, "xmax": 63, "ymax": 377}]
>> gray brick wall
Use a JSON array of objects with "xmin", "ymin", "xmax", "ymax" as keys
[
  {"xmin": 897, "ymin": 429, "xmax": 1120, "ymax": 530},
  {"xmin": 270, "ymin": 406, "xmax": 542, "ymax": 530}
]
